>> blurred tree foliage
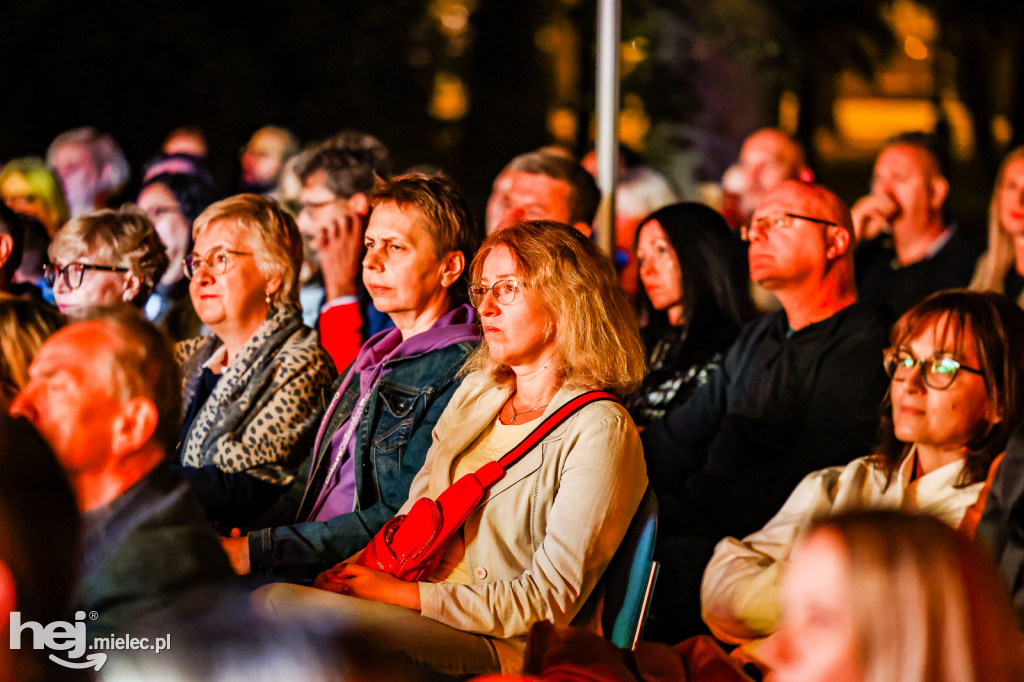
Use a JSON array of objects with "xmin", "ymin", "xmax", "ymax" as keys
[
  {"xmin": 620, "ymin": 0, "xmax": 896, "ymax": 180},
  {"xmin": 919, "ymin": 0, "xmax": 1024, "ymax": 177}
]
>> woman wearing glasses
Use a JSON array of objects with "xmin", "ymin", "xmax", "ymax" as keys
[
  {"xmin": 46, "ymin": 205, "xmax": 168, "ymax": 317},
  {"xmin": 701, "ymin": 289, "xmax": 1024, "ymax": 651},
  {"xmin": 255, "ymin": 221, "xmax": 647, "ymax": 678},
  {"xmin": 174, "ymin": 194, "xmax": 333, "ymax": 528}
]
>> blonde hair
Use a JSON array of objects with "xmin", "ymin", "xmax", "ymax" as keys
[
  {"xmin": 192, "ymin": 194, "xmax": 303, "ymax": 306},
  {"xmin": 970, "ymin": 145, "xmax": 1024, "ymax": 298},
  {"xmin": 463, "ymin": 220, "xmax": 645, "ymax": 395},
  {"xmin": 810, "ymin": 510, "xmax": 1024, "ymax": 682},
  {"xmin": 49, "ymin": 206, "xmax": 169, "ymax": 306},
  {"xmin": 0, "ymin": 295, "xmax": 63, "ymax": 410},
  {"xmin": 0, "ymin": 157, "xmax": 69, "ymax": 236}
]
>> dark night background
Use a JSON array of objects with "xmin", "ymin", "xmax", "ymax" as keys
[
  {"xmin": 0, "ymin": 0, "xmax": 568, "ymax": 216},
  {"xmin": 2, "ymin": 0, "xmax": 1022, "ymax": 230}
]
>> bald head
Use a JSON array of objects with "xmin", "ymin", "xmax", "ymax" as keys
[
  {"xmin": 736, "ymin": 129, "xmax": 808, "ymax": 218},
  {"xmin": 762, "ymin": 180, "xmax": 853, "ymax": 237}
]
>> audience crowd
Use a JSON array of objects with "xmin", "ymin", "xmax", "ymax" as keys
[{"xmin": 4, "ymin": 122, "xmax": 1024, "ymax": 682}]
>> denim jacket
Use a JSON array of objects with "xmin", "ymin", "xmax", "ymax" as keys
[{"xmin": 248, "ymin": 339, "xmax": 477, "ymax": 578}]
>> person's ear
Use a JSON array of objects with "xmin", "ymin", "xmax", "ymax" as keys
[
  {"xmin": 929, "ymin": 175, "xmax": 949, "ymax": 212},
  {"xmin": 121, "ymin": 274, "xmax": 143, "ymax": 302},
  {"xmin": 349, "ymin": 193, "xmax": 370, "ymax": 219},
  {"xmin": 0, "ymin": 559, "xmax": 17, "ymax": 620},
  {"xmin": 988, "ymin": 396, "xmax": 1005, "ymax": 427},
  {"xmin": 98, "ymin": 162, "xmax": 116, "ymax": 193},
  {"xmin": 0, "ymin": 234, "xmax": 12, "ymax": 271},
  {"xmin": 824, "ymin": 225, "xmax": 851, "ymax": 260},
  {"xmin": 572, "ymin": 222, "xmax": 593, "ymax": 238},
  {"xmin": 264, "ymin": 277, "xmax": 283, "ymax": 302},
  {"xmin": 439, "ymin": 251, "xmax": 465, "ymax": 288},
  {"xmin": 110, "ymin": 396, "xmax": 159, "ymax": 458}
]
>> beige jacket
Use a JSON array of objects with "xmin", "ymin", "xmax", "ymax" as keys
[
  {"xmin": 701, "ymin": 453, "xmax": 982, "ymax": 644},
  {"xmin": 409, "ymin": 371, "xmax": 647, "ymax": 673}
]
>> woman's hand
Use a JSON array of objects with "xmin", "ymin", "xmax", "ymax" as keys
[
  {"xmin": 313, "ymin": 562, "xmax": 422, "ymax": 612},
  {"xmin": 220, "ymin": 529, "xmax": 251, "ymax": 575}
]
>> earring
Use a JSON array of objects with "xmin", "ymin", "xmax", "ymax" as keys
[{"xmin": 265, "ymin": 294, "xmax": 272, "ymax": 305}]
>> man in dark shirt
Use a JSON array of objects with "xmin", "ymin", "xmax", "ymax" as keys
[
  {"xmin": 641, "ymin": 181, "xmax": 889, "ymax": 643},
  {"xmin": 11, "ymin": 307, "xmax": 231, "ymax": 640},
  {"xmin": 851, "ymin": 132, "xmax": 979, "ymax": 322}
]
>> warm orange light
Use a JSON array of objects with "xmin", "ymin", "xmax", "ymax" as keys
[
  {"xmin": 904, "ymin": 35, "xmax": 928, "ymax": 60},
  {"xmin": 429, "ymin": 72, "xmax": 469, "ymax": 121}
]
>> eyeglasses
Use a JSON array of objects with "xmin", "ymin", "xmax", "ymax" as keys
[
  {"xmin": 43, "ymin": 262, "xmax": 129, "ymax": 289},
  {"xmin": 882, "ymin": 348, "xmax": 984, "ymax": 390},
  {"xmin": 468, "ymin": 279, "xmax": 522, "ymax": 307},
  {"xmin": 740, "ymin": 212, "xmax": 839, "ymax": 242},
  {"xmin": 182, "ymin": 248, "xmax": 254, "ymax": 279}
]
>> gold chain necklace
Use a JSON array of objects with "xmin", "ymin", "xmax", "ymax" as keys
[{"xmin": 508, "ymin": 396, "xmax": 550, "ymax": 424}]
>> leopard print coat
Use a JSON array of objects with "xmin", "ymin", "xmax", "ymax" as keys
[{"xmin": 175, "ymin": 303, "xmax": 334, "ymax": 485}]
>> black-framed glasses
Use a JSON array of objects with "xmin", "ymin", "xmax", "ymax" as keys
[
  {"xmin": 882, "ymin": 348, "xmax": 984, "ymax": 390},
  {"xmin": 740, "ymin": 212, "xmax": 839, "ymax": 242},
  {"xmin": 43, "ymin": 262, "xmax": 129, "ymax": 289},
  {"xmin": 468, "ymin": 279, "xmax": 522, "ymax": 307},
  {"xmin": 182, "ymin": 249, "xmax": 254, "ymax": 279}
]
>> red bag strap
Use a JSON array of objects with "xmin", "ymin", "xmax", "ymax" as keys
[{"xmin": 494, "ymin": 390, "xmax": 620, "ymax": 471}]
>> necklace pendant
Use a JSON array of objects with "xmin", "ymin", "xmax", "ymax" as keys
[{"xmin": 509, "ymin": 414, "xmax": 517, "ymax": 424}]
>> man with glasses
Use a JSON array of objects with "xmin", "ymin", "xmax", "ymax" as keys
[
  {"xmin": 640, "ymin": 180, "xmax": 889, "ymax": 643},
  {"xmin": 850, "ymin": 132, "xmax": 980, "ymax": 321},
  {"xmin": 294, "ymin": 131, "xmax": 392, "ymax": 369}
]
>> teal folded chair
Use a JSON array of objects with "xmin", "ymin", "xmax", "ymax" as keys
[{"xmin": 602, "ymin": 486, "xmax": 660, "ymax": 650}]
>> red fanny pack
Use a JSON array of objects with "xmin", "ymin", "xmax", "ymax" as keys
[{"xmin": 356, "ymin": 391, "xmax": 619, "ymax": 582}]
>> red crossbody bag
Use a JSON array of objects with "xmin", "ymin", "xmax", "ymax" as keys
[{"xmin": 355, "ymin": 390, "xmax": 619, "ymax": 582}]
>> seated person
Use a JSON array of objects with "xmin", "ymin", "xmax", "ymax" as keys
[
  {"xmin": 0, "ymin": 295, "xmax": 63, "ymax": 411},
  {"xmin": 46, "ymin": 206, "xmax": 168, "ymax": 318},
  {"xmin": 136, "ymin": 171, "xmax": 216, "ymax": 340},
  {"xmin": 969, "ymin": 145, "xmax": 1024, "ymax": 307},
  {"xmin": 10, "ymin": 307, "xmax": 232, "ymax": 639},
  {"xmin": 702, "ymin": 290, "xmax": 1024, "ymax": 645},
  {"xmin": 851, "ymin": 132, "xmax": 979, "ymax": 322},
  {"xmin": 627, "ymin": 202, "xmax": 753, "ymax": 427},
  {"xmin": 0, "ymin": 202, "xmax": 27, "ymax": 296},
  {"xmin": 0, "ymin": 156, "xmax": 69, "ymax": 237},
  {"xmin": 47, "ymin": 127, "xmax": 130, "ymax": 218},
  {"xmin": 222, "ymin": 173, "xmax": 480, "ymax": 579},
  {"xmin": 765, "ymin": 510, "xmax": 1024, "ymax": 681},
  {"xmin": 488, "ymin": 149, "xmax": 600, "ymax": 236},
  {"xmin": 252, "ymin": 220, "xmax": 647, "ymax": 678},
  {"xmin": 294, "ymin": 131, "xmax": 393, "ymax": 365},
  {"xmin": 0, "ymin": 415, "xmax": 81, "ymax": 682},
  {"xmin": 174, "ymin": 194, "xmax": 334, "ymax": 528},
  {"xmin": 640, "ymin": 181, "xmax": 889, "ymax": 643}
]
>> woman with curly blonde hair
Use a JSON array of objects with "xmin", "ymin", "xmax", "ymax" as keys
[{"xmin": 257, "ymin": 220, "xmax": 648, "ymax": 678}]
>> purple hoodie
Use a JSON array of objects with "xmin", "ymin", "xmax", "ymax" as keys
[{"xmin": 307, "ymin": 303, "xmax": 479, "ymax": 522}]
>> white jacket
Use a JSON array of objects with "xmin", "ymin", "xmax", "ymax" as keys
[
  {"xmin": 410, "ymin": 371, "xmax": 647, "ymax": 673},
  {"xmin": 700, "ymin": 453, "xmax": 983, "ymax": 644}
]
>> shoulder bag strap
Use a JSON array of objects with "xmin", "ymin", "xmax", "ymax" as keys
[{"xmin": 495, "ymin": 390, "xmax": 620, "ymax": 471}]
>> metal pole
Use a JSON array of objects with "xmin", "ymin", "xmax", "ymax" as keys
[{"xmin": 594, "ymin": 0, "xmax": 620, "ymax": 256}]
